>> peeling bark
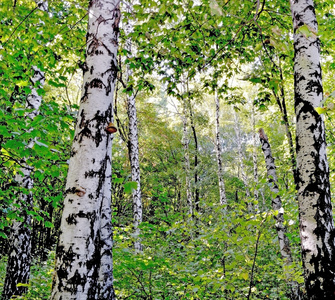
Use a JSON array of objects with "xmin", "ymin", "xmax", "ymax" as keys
[
  {"xmin": 51, "ymin": 0, "xmax": 120, "ymax": 298},
  {"xmin": 124, "ymin": 0, "xmax": 143, "ymax": 252},
  {"xmin": 214, "ymin": 90, "xmax": 227, "ymax": 205},
  {"xmin": 259, "ymin": 128, "xmax": 300, "ymax": 300},
  {"xmin": 290, "ymin": 0, "xmax": 335, "ymax": 298}
]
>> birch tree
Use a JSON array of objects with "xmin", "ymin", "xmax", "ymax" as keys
[
  {"xmin": 51, "ymin": 0, "xmax": 120, "ymax": 298},
  {"xmin": 259, "ymin": 128, "xmax": 299, "ymax": 300},
  {"xmin": 124, "ymin": 0, "xmax": 143, "ymax": 252},
  {"xmin": 290, "ymin": 0, "xmax": 335, "ymax": 298}
]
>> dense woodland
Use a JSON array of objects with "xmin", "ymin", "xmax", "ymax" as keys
[{"xmin": 0, "ymin": 0, "xmax": 335, "ymax": 299}]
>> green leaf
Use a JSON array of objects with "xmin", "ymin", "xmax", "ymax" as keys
[
  {"xmin": 0, "ymin": 232, "xmax": 8, "ymax": 239},
  {"xmin": 17, "ymin": 283, "xmax": 30, "ymax": 287},
  {"xmin": 45, "ymin": 221, "xmax": 54, "ymax": 228},
  {"xmin": 315, "ymin": 107, "xmax": 327, "ymax": 114},
  {"xmin": 124, "ymin": 181, "xmax": 138, "ymax": 194}
]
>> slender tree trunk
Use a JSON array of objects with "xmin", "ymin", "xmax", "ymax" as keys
[
  {"xmin": 271, "ymin": 65, "xmax": 296, "ymax": 185},
  {"xmin": 214, "ymin": 90, "xmax": 227, "ymax": 205},
  {"xmin": 124, "ymin": 0, "xmax": 143, "ymax": 252},
  {"xmin": 182, "ymin": 104, "xmax": 193, "ymax": 216},
  {"xmin": 233, "ymin": 111, "xmax": 251, "ymax": 211},
  {"xmin": 2, "ymin": 1, "xmax": 47, "ymax": 296},
  {"xmin": 290, "ymin": 1, "xmax": 335, "ymax": 298},
  {"xmin": 51, "ymin": 0, "xmax": 120, "ymax": 298},
  {"xmin": 259, "ymin": 128, "xmax": 300, "ymax": 300},
  {"xmin": 188, "ymin": 101, "xmax": 200, "ymax": 210}
]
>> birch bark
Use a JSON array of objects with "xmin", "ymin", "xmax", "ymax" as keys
[
  {"xmin": 290, "ymin": 0, "xmax": 335, "ymax": 298},
  {"xmin": 51, "ymin": 0, "xmax": 120, "ymax": 298},
  {"xmin": 124, "ymin": 0, "xmax": 143, "ymax": 252},
  {"xmin": 259, "ymin": 128, "xmax": 299, "ymax": 299},
  {"xmin": 214, "ymin": 90, "xmax": 227, "ymax": 205}
]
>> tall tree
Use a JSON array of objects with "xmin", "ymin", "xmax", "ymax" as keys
[
  {"xmin": 188, "ymin": 98, "xmax": 200, "ymax": 210},
  {"xmin": 2, "ymin": 1, "xmax": 47, "ymax": 298},
  {"xmin": 124, "ymin": 0, "xmax": 143, "ymax": 252},
  {"xmin": 51, "ymin": 0, "xmax": 120, "ymax": 298},
  {"xmin": 259, "ymin": 128, "xmax": 299, "ymax": 299},
  {"xmin": 290, "ymin": 0, "xmax": 335, "ymax": 298}
]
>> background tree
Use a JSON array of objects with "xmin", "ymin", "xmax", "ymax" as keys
[{"xmin": 123, "ymin": 0, "xmax": 143, "ymax": 252}]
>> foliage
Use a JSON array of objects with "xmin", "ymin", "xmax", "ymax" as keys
[
  {"xmin": 0, "ymin": 0, "xmax": 335, "ymax": 298},
  {"xmin": 113, "ymin": 204, "xmax": 303, "ymax": 299}
]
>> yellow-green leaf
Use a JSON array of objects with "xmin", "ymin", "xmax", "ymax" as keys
[{"xmin": 315, "ymin": 107, "xmax": 327, "ymax": 114}]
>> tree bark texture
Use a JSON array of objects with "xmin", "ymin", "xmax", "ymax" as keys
[
  {"xmin": 124, "ymin": 0, "xmax": 143, "ymax": 252},
  {"xmin": 290, "ymin": 0, "xmax": 335, "ymax": 298},
  {"xmin": 51, "ymin": 0, "xmax": 120, "ymax": 298},
  {"xmin": 214, "ymin": 90, "xmax": 227, "ymax": 205},
  {"xmin": 2, "ymin": 6, "xmax": 46, "ymax": 295},
  {"xmin": 259, "ymin": 128, "xmax": 300, "ymax": 300}
]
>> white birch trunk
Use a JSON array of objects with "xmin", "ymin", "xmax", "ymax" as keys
[
  {"xmin": 259, "ymin": 128, "xmax": 300, "ymax": 299},
  {"xmin": 51, "ymin": 0, "xmax": 120, "ymax": 298},
  {"xmin": 290, "ymin": 0, "xmax": 335, "ymax": 298},
  {"xmin": 214, "ymin": 90, "xmax": 227, "ymax": 205},
  {"xmin": 124, "ymin": 0, "xmax": 143, "ymax": 252}
]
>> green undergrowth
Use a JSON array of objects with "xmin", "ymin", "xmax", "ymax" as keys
[
  {"xmin": 0, "ymin": 204, "xmax": 304, "ymax": 299},
  {"xmin": 113, "ymin": 203, "xmax": 304, "ymax": 300}
]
